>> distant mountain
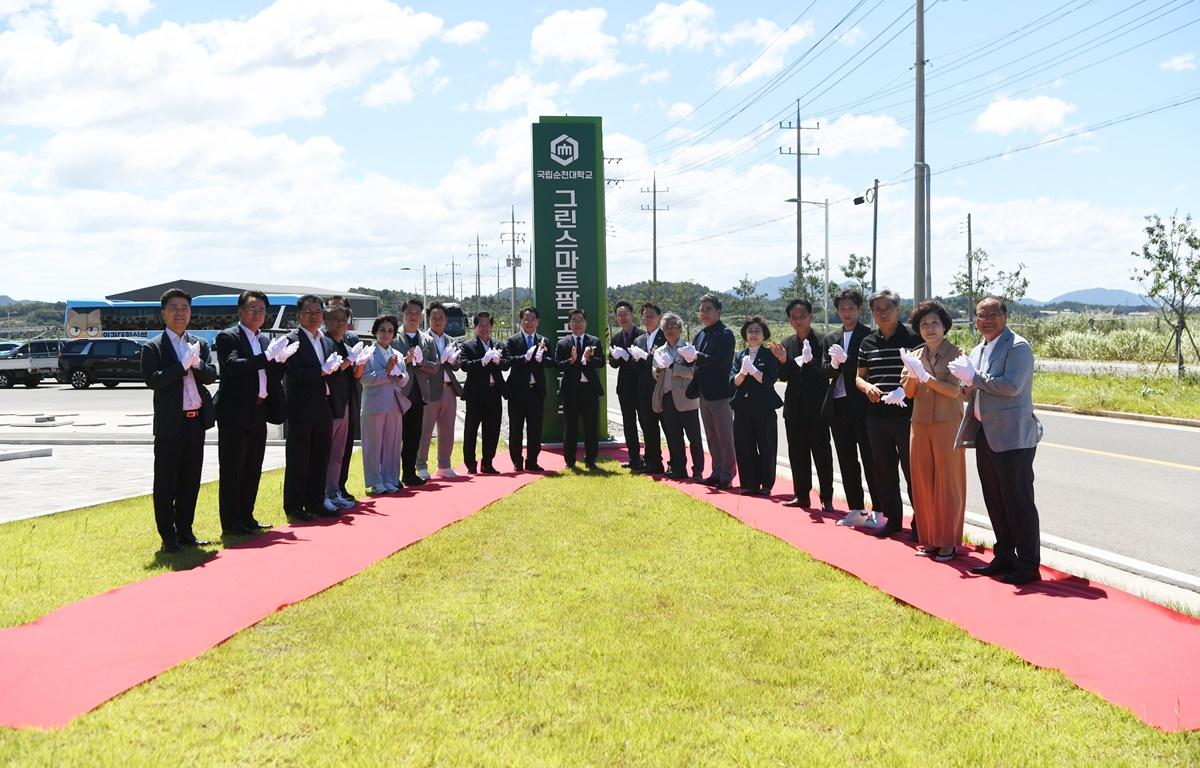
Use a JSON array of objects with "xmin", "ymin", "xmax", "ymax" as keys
[
  {"xmin": 732, "ymin": 273, "xmax": 860, "ymax": 298},
  {"xmin": 1017, "ymin": 297, "xmax": 1046, "ymax": 307},
  {"xmin": 0, "ymin": 295, "xmax": 18, "ymax": 306},
  {"xmin": 1046, "ymin": 288, "xmax": 1151, "ymax": 307}
]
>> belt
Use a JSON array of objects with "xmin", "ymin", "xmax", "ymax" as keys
[{"xmin": 184, "ymin": 410, "xmax": 199, "ymax": 419}]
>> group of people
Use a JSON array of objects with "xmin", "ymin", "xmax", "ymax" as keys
[{"xmin": 142, "ymin": 286, "xmax": 1044, "ymax": 585}]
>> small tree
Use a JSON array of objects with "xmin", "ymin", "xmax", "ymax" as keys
[
  {"xmin": 731, "ymin": 274, "xmax": 767, "ymax": 321},
  {"xmin": 840, "ymin": 252, "xmax": 870, "ymax": 290},
  {"xmin": 1131, "ymin": 212, "xmax": 1200, "ymax": 377},
  {"xmin": 950, "ymin": 248, "xmax": 1028, "ymax": 320}
]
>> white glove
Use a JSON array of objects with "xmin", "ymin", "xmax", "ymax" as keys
[
  {"xmin": 485, "ymin": 348, "xmax": 501, "ymax": 365},
  {"xmin": 279, "ymin": 341, "xmax": 301, "ymax": 362},
  {"xmin": 411, "ymin": 344, "xmax": 423, "ymax": 365},
  {"xmin": 345, "ymin": 341, "xmax": 366, "ymax": 364},
  {"xmin": 739, "ymin": 354, "xmax": 755, "ymax": 376},
  {"xmin": 828, "ymin": 343, "xmax": 848, "ymax": 369},
  {"xmin": 948, "ymin": 354, "xmax": 976, "ymax": 386},
  {"xmin": 628, "ymin": 345, "xmax": 649, "ymax": 361},
  {"xmin": 653, "ymin": 348, "xmax": 671, "ymax": 370},
  {"xmin": 388, "ymin": 349, "xmax": 405, "ymax": 377},
  {"xmin": 611, "ymin": 347, "xmax": 630, "ymax": 362},
  {"xmin": 524, "ymin": 344, "xmax": 536, "ymax": 361},
  {"xmin": 882, "ymin": 387, "xmax": 908, "ymax": 407},
  {"xmin": 447, "ymin": 346, "xmax": 460, "ymax": 366},
  {"xmin": 439, "ymin": 347, "xmax": 452, "ymax": 364},
  {"xmin": 182, "ymin": 341, "xmax": 201, "ymax": 369},
  {"xmin": 265, "ymin": 336, "xmax": 288, "ymax": 362},
  {"xmin": 678, "ymin": 344, "xmax": 698, "ymax": 363},
  {"xmin": 534, "ymin": 346, "xmax": 545, "ymax": 363},
  {"xmin": 900, "ymin": 348, "xmax": 931, "ymax": 383},
  {"xmin": 321, "ymin": 351, "xmax": 344, "ymax": 375}
]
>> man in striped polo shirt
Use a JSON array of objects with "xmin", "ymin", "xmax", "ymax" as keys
[{"xmin": 855, "ymin": 289, "xmax": 922, "ymax": 538}]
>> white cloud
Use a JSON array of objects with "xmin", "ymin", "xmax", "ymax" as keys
[
  {"xmin": 640, "ymin": 68, "xmax": 670, "ymax": 85},
  {"xmin": 569, "ymin": 60, "xmax": 631, "ymax": 90},
  {"xmin": 476, "ymin": 72, "xmax": 560, "ymax": 112},
  {"xmin": 666, "ymin": 101, "xmax": 693, "ymax": 120},
  {"xmin": 715, "ymin": 19, "xmax": 815, "ymax": 88},
  {"xmin": 531, "ymin": 8, "xmax": 616, "ymax": 64},
  {"xmin": 1, "ymin": 0, "xmax": 153, "ymax": 30},
  {"xmin": 624, "ymin": 1, "xmax": 715, "ymax": 52},
  {"xmin": 361, "ymin": 58, "xmax": 441, "ymax": 107},
  {"xmin": 836, "ymin": 26, "xmax": 863, "ymax": 46},
  {"xmin": 1160, "ymin": 53, "xmax": 1196, "ymax": 72},
  {"xmin": 442, "ymin": 20, "xmax": 488, "ymax": 45},
  {"xmin": 817, "ymin": 113, "xmax": 908, "ymax": 156},
  {"xmin": 973, "ymin": 96, "xmax": 1077, "ymax": 136}
]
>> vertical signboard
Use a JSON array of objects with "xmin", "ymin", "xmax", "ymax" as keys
[{"xmin": 531, "ymin": 116, "xmax": 608, "ymax": 441}]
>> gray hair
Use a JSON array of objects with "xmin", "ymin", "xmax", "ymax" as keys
[
  {"xmin": 868, "ymin": 289, "xmax": 901, "ymax": 310},
  {"xmin": 660, "ymin": 312, "xmax": 683, "ymax": 330}
]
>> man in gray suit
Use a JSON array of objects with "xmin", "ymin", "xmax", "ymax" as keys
[
  {"xmin": 952, "ymin": 296, "xmax": 1044, "ymax": 585},
  {"xmin": 414, "ymin": 301, "xmax": 463, "ymax": 479}
]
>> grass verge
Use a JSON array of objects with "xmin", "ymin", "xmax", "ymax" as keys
[
  {"xmin": 1034, "ymin": 372, "xmax": 1200, "ymax": 421},
  {"xmin": 1, "ymin": 464, "xmax": 1198, "ymax": 765}
]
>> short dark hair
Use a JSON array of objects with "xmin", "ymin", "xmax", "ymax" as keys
[
  {"xmin": 978, "ymin": 295, "xmax": 1008, "ymax": 315},
  {"xmin": 785, "ymin": 298, "xmax": 812, "ymax": 316},
  {"xmin": 740, "ymin": 315, "xmax": 770, "ymax": 341},
  {"xmin": 473, "ymin": 311, "xmax": 492, "ymax": 327},
  {"xmin": 909, "ymin": 300, "xmax": 953, "ymax": 334},
  {"xmin": 833, "ymin": 287, "xmax": 864, "ymax": 309},
  {"xmin": 614, "ymin": 300, "xmax": 634, "ymax": 313},
  {"xmin": 297, "ymin": 294, "xmax": 323, "ymax": 311},
  {"xmin": 401, "ymin": 298, "xmax": 424, "ymax": 314},
  {"xmin": 237, "ymin": 290, "xmax": 269, "ymax": 309},
  {"xmin": 372, "ymin": 315, "xmax": 399, "ymax": 335},
  {"xmin": 427, "ymin": 301, "xmax": 447, "ymax": 318},
  {"xmin": 519, "ymin": 305, "xmax": 540, "ymax": 319},
  {"xmin": 640, "ymin": 302, "xmax": 661, "ymax": 317},
  {"xmin": 868, "ymin": 289, "xmax": 900, "ymax": 311},
  {"xmin": 699, "ymin": 293, "xmax": 722, "ymax": 311},
  {"xmin": 328, "ymin": 295, "xmax": 348, "ymax": 309},
  {"xmin": 160, "ymin": 288, "xmax": 191, "ymax": 308},
  {"xmin": 567, "ymin": 308, "xmax": 586, "ymax": 321}
]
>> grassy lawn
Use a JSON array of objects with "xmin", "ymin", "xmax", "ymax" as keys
[
  {"xmin": 1033, "ymin": 372, "xmax": 1200, "ymax": 420},
  {"xmin": 2, "ymin": 464, "xmax": 1198, "ymax": 765}
]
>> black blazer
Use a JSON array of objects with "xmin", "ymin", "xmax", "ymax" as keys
[
  {"xmin": 459, "ymin": 336, "xmax": 510, "ymax": 401},
  {"xmin": 821, "ymin": 322, "xmax": 872, "ymax": 420},
  {"xmin": 503, "ymin": 331, "xmax": 551, "ymax": 398},
  {"xmin": 634, "ymin": 327, "xmax": 665, "ymax": 396},
  {"xmin": 692, "ymin": 321, "xmax": 736, "ymax": 400},
  {"xmin": 284, "ymin": 329, "xmax": 336, "ymax": 423},
  {"xmin": 214, "ymin": 326, "xmax": 286, "ymax": 426},
  {"xmin": 326, "ymin": 335, "xmax": 359, "ymax": 418},
  {"xmin": 608, "ymin": 326, "xmax": 646, "ymax": 397},
  {"xmin": 555, "ymin": 334, "xmax": 604, "ymax": 396},
  {"xmin": 729, "ymin": 346, "xmax": 784, "ymax": 413},
  {"xmin": 141, "ymin": 331, "xmax": 217, "ymax": 436},
  {"xmin": 776, "ymin": 330, "xmax": 828, "ymax": 422}
]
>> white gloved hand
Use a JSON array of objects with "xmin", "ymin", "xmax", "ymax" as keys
[
  {"xmin": 411, "ymin": 344, "xmax": 423, "ymax": 365},
  {"xmin": 346, "ymin": 341, "xmax": 366, "ymax": 365},
  {"xmin": 739, "ymin": 354, "xmax": 755, "ymax": 376},
  {"xmin": 322, "ymin": 351, "xmax": 344, "ymax": 375},
  {"xmin": 447, "ymin": 346, "xmax": 460, "ymax": 366},
  {"xmin": 677, "ymin": 343, "xmax": 698, "ymax": 363},
  {"xmin": 628, "ymin": 345, "xmax": 649, "ymax": 361},
  {"xmin": 882, "ymin": 387, "xmax": 908, "ymax": 407},
  {"xmin": 265, "ymin": 336, "xmax": 288, "ymax": 362},
  {"xmin": 388, "ymin": 349, "xmax": 405, "ymax": 377},
  {"xmin": 488, "ymin": 348, "xmax": 503, "ymax": 365},
  {"xmin": 900, "ymin": 348, "xmax": 931, "ymax": 383},
  {"xmin": 279, "ymin": 341, "xmax": 301, "ymax": 362},
  {"xmin": 524, "ymin": 344, "xmax": 536, "ymax": 361},
  {"xmin": 439, "ymin": 347, "xmax": 452, "ymax": 364},
  {"xmin": 611, "ymin": 346, "xmax": 630, "ymax": 362},
  {"xmin": 828, "ymin": 343, "xmax": 848, "ymax": 369},
  {"xmin": 948, "ymin": 354, "xmax": 976, "ymax": 386},
  {"xmin": 800, "ymin": 338, "xmax": 814, "ymax": 366},
  {"xmin": 182, "ymin": 341, "xmax": 201, "ymax": 369},
  {"xmin": 535, "ymin": 346, "xmax": 545, "ymax": 363},
  {"xmin": 653, "ymin": 347, "xmax": 671, "ymax": 370}
]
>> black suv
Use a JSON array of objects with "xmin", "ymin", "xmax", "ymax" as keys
[{"xmin": 57, "ymin": 338, "xmax": 149, "ymax": 389}]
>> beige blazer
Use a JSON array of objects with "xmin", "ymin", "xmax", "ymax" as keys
[
  {"xmin": 901, "ymin": 342, "xmax": 966, "ymax": 424},
  {"xmin": 651, "ymin": 343, "xmax": 699, "ymax": 413}
]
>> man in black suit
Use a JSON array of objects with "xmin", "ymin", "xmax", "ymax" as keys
[
  {"xmin": 459, "ymin": 311, "xmax": 509, "ymax": 474},
  {"xmin": 693, "ymin": 293, "xmax": 737, "ymax": 489},
  {"xmin": 632, "ymin": 302, "xmax": 666, "ymax": 474},
  {"xmin": 608, "ymin": 300, "xmax": 647, "ymax": 470},
  {"xmin": 141, "ymin": 288, "xmax": 218, "ymax": 553},
  {"xmin": 555, "ymin": 308, "xmax": 605, "ymax": 470},
  {"xmin": 283, "ymin": 294, "xmax": 339, "ymax": 522},
  {"xmin": 392, "ymin": 298, "xmax": 427, "ymax": 486},
  {"xmin": 327, "ymin": 295, "xmax": 362, "ymax": 502},
  {"xmin": 214, "ymin": 290, "xmax": 285, "ymax": 536},
  {"xmin": 773, "ymin": 298, "xmax": 834, "ymax": 511},
  {"xmin": 503, "ymin": 305, "xmax": 551, "ymax": 472}
]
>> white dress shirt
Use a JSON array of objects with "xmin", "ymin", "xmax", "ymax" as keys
[
  {"xmin": 431, "ymin": 333, "xmax": 451, "ymax": 382},
  {"xmin": 832, "ymin": 328, "xmax": 854, "ymax": 399},
  {"xmin": 165, "ymin": 328, "xmax": 202, "ymax": 411},
  {"xmin": 301, "ymin": 327, "xmax": 329, "ymax": 395},
  {"xmin": 239, "ymin": 323, "xmax": 268, "ymax": 399},
  {"xmin": 573, "ymin": 333, "xmax": 589, "ymax": 383},
  {"xmin": 973, "ymin": 340, "xmax": 994, "ymax": 422}
]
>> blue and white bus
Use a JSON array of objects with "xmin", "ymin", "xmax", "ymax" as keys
[{"xmin": 63, "ymin": 294, "xmax": 308, "ymax": 346}]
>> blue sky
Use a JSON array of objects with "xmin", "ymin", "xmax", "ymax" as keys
[{"xmin": 1, "ymin": 0, "xmax": 1197, "ymax": 302}]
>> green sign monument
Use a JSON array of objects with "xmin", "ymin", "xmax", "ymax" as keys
[{"xmin": 531, "ymin": 115, "xmax": 608, "ymax": 441}]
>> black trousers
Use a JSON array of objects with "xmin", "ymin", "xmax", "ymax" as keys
[
  {"xmin": 562, "ymin": 388, "xmax": 599, "ymax": 465},
  {"xmin": 400, "ymin": 395, "xmax": 424, "ymax": 478},
  {"xmin": 784, "ymin": 408, "xmax": 834, "ymax": 505},
  {"xmin": 659, "ymin": 395, "xmax": 703, "ymax": 477},
  {"xmin": 617, "ymin": 389, "xmax": 643, "ymax": 466},
  {"xmin": 284, "ymin": 414, "xmax": 332, "ymax": 516},
  {"xmin": 866, "ymin": 416, "xmax": 913, "ymax": 527},
  {"xmin": 464, "ymin": 390, "xmax": 503, "ymax": 468},
  {"xmin": 976, "ymin": 428, "xmax": 1041, "ymax": 573},
  {"xmin": 734, "ymin": 405, "xmax": 778, "ymax": 493},
  {"xmin": 217, "ymin": 411, "xmax": 267, "ymax": 531},
  {"xmin": 153, "ymin": 414, "xmax": 206, "ymax": 546},
  {"xmin": 635, "ymin": 389, "xmax": 663, "ymax": 471},
  {"xmin": 829, "ymin": 397, "xmax": 879, "ymax": 511},
  {"xmin": 508, "ymin": 383, "xmax": 544, "ymax": 468}
]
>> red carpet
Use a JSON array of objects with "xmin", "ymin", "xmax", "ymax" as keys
[
  {"xmin": 0, "ymin": 453, "xmax": 563, "ymax": 730},
  {"xmin": 661, "ymin": 467, "xmax": 1200, "ymax": 732}
]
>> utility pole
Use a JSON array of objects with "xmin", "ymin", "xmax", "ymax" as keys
[
  {"xmin": 500, "ymin": 206, "xmax": 526, "ymax": 331},
  {"xmin": 640, "ymin": 173, "xmax": 669, "ymax": 302},
  {"xmin": 433, "ymin": 270, "xmax": 440, "ymax": 299},
  {"xmin": 779, "ymin": 100, "xmax": 819, "ymax": 287},
  {"xmin": 824, "ymin": 198, "xmax": 830, "ymax": 332},
  {"xmin": 966, "ymin": 212, "xmax": 974, "ymax": 322},
  {"xmin": 914, "ymin": 0, "xmax": 929, "ymax": 304},
  {"xmin": 870, "ymin": 178, "xmax": 880, "ymax": 295},
  {"xmin": 469, "ymin": 235, "xmax": 488, "ymax": 316},
  {"xmin": 450, "ymin": 258, "xmax": 459, "ymax": 303}
]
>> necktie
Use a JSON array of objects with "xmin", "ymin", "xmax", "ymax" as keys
[
  {"xmin": 577, "ymin": 337, "xmax": 583, "ymax": 356},
  {"xmin": 526, "ymin": 334, "xmax": 534, "ymax": 349}
]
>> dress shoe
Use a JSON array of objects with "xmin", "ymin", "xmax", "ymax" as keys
[
  {"xmin": 316, "ymin": 508, "xmax": 341, "ymax": 519},
  {"xmin": 402, "ymin": 474, "xmax": 427, "ymax": 486},
  {"xmin": 481, "ymin": 465, "xmax": 499, "ymax": 475},
  {"xmin": 222, "ymin": 527, "xmax": 250, "ymax": 536},
  {"xmin": 512, "ymin": 460, "xmax": 524, "ymax": 472},
  {"xmin": 158, "ymin": 542, "xmax": 180, "ymax": 554},
  {"xmin": 526, "ymin": 463, "xmax": 546, "ymax": 473},
  {"xmin": 178, "ymin": 537, "xmax": 210, "ymax": 547},
  {"xmin": 246, "ymin": 519, "xmax": 271, "ymax": 530},
  {"xmin": 287, "ymin": 510, "xmax": 317, "ymax": 523},
  {"xmin": 741, "ymin": 488, "xmax": 760, "ymax": 496},
  {"xmin": 715, "ymin": 479, "xmax": 732, "ymax": 490},
  {"xmin": 700, "ymin": 475, "xmax": 720, "ymax": 486},
  {"xmin": 907, "ymin": 529, "xmax": 919, "ymax": 543},
  {"xmin": 783, "ymin": 497, "xmax": 808, "ymax": 508},
  {"xmin": 821, "ymin": 503, "xmax": 836, "ymax": 514},
  {"xmin": 644, "ymin": 465, "xmax": 666, "ymax": 475},
  {"xmin": 466, "ymin": 463, "xmax": 478, "ymax": 474},
  {"xmin": 970, "ymin": 561, "xmax": 1014, "ymax": 577},
  {"xmin": 872, "ymin": 523, "xmax": 902, "ymax": 538},
  {"xmin": 585, "ymin": 461, "xmax": 599, "ymax": 471},
  {"xmin": 1001, "ymin": 570, "xmax": 1041, "ymax": 585},
  {"xmin": 667, "ymin": 470, "xmax": 687, "ymax": 480}
]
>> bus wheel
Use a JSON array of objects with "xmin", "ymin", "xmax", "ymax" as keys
[{"xmin": 70, "ymin": 370, "xmax": 91, "ymax": 389}]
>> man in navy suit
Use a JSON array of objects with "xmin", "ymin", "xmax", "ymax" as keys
[
  {"xmin": 214, "ymin": 290, "xmax": 285, "ymax": 536},
  {"xmin": 608, "ymin": 300, "xmax": 647, "ymax": 470},
  {"xmin": 692, "ymin": 293, "xmax": 737, "ymax": 489},
  {"xmin": 503, "ymin": 306, "xmax": 552, "ymax": 472},
  {"xmin": 555, "ymin": 308, "xmax": 605, "ymax": 470},
  {"xmin": 458, "ymin": 311, "xmax": 509, "ymax": 474},
  {"xmin": 283, "ymin": 294, "xmax": 339, "ymax": 522},
  {"xmin": 141, "ymin": 288, "xmax": 218, "ymax": 553},
  {"xmin": 633, "ymin": 302, "xmax": 666, "ymax": 474}
]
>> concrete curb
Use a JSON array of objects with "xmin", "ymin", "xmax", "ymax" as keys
[
  {"xmin": 0, "ymin": 447, "xmax": 53, "ymax": 462},
  {"xmin": 1034, "ymin": 403, "xmax": 1200, "ymax": 429}
]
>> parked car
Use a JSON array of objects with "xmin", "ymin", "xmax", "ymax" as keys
[
  {"xmin": 57, "ymin": 337, "xmax": 149, "ymax": 389},
  {"xmin": 0, "ymin": 341, "xmax": 21, "ymax": 357},
  {"xmin": 0, "ymin": 339, "xmax": 64, "ymax": 388}
]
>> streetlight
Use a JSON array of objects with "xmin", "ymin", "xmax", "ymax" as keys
[
  {"xmin": 853, "ymin": 178, "xmax": 880, "ymax": 296},
  {"xmin": 787, "ymin": 197, "xmax": 830, "ymax": 331},
  {"xmin": 398, "ymin": 266, "xmax": 428, "ymax": 329}
]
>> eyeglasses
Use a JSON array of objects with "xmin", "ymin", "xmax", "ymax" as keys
[
  {"xmin": 299, "ymin": 309, "xmax": 323, "ymax": 316},
  {"xmin": 976, "ymin": 311, "xmax": 1004, "ymax": 320}
]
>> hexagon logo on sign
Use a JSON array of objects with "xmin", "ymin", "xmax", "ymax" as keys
[{"xmin": 549, "ymin": 134, "xmax": 579, "ymax": 167}]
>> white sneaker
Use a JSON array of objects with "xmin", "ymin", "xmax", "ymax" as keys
[
  {"xmin": 864, "ymin": 511, "xmax": 887, "ymax": 529},
  {"xmin": 322, "ymin": 497, "xmax": 339, "ymax": 514},
  {"xmin": 836, "ymin": 509, "xmax": 870, "ymax": 527},
  {"xmin": 416, "ymin": 469, "xmax": 431, "ymax": 481},
  {"xmin": 438, "ymin": 467, "xmax": 459, "ymax": 478},
  {"xmin": 335, "ymin": 494, "xmax": 356, "ymax": 509}
]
